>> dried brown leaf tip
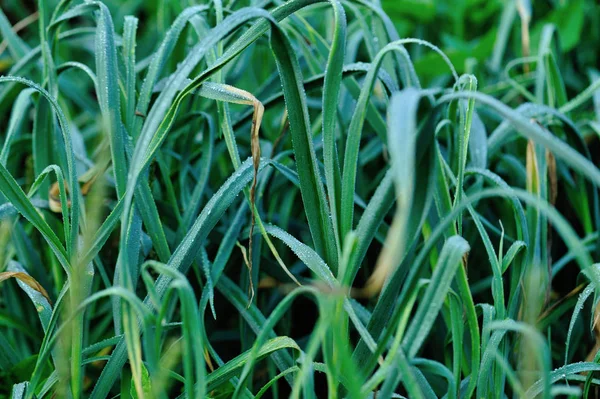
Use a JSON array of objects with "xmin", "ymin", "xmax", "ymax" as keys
[
  {"xmin": 586, "ymin": 300, "xmax": 600, "ymax": 364},
  {"xmin": 196, "ymin": 82, "xmax": 268, "ymax": 298},
  {"xmin": 48, "ymin": 180, "xmax": 70, "ymax": 213},
  {"xmin": 526, "ymin": 139, "xmax": 539, "ymax": 195},
  {"xmin": 236, "ymin": 241, "xmax": 255, "ymax": 306},
  {"xmin": 48, "ymin": 162, "xmax": 106, "ymax": 213},
  {"xmin": 0, "ymin": 271, "xmax": 52, "ymax": 305}
]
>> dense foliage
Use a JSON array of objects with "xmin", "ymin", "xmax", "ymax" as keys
[{"xmin": 1, "ymin": 0, "xmax": 600, "ymax": 397}]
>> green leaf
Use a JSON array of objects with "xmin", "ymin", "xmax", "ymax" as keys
[
  {"xmin": 129, "ymin": 363, "xmax": 151, "ymax": 399},
  {"xmin": 530, "ymin": 0, "xmax": 584, "ymax": 52},
  {"xmin": 91, "ymin": 158, "xmax": 263, "ymax": 398},
  {"xmin": 321, "ymin": 0, "xmax": 346, "ymax": 252},
  {"xmin": 206, "ymin": 337, "xmax": 299, "ymax": 394},
  {"xmin": 0, "ymin": 8, "xmax": 30, "ymax": 60},
  {"xmin": 402, "ymin": 236, "xmax": 470, "ymax": 357},
  {"xmin": 0, "ymin": 88, "xmax": 34, "ymax": 166}
]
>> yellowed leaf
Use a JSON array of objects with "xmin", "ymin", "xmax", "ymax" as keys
[{"xmin": 0, "ymin": 271, "xmax": 52, "ymax": 305}]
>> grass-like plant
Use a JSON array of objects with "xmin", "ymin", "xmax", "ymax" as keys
[{"xmin": 1, "ymin": 0, "xmax": 600, "ymax": 398}]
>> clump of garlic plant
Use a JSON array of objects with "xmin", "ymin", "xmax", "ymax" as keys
[{"xmin": 1, "ymin": 0, "xmax": 600, "ymax": 398}]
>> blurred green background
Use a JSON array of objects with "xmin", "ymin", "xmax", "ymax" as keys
[
  {"xmin": 380, "ymin": 0, "xmax": 599, "ymax": 85},
  {"xmin": 3, "ymin": 0, "xmax": 599, "ymax": 89}
]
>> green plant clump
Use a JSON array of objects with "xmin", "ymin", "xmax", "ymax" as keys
[{"xmin": 1, "ymin": 0, "xmax": 600, "ymax": 397}]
